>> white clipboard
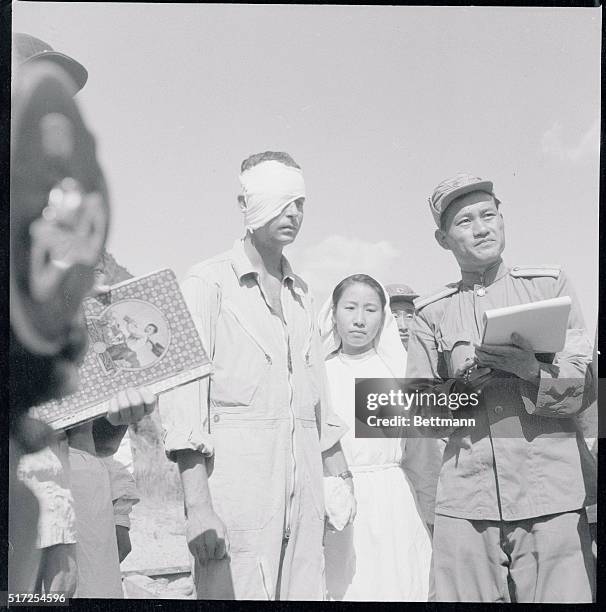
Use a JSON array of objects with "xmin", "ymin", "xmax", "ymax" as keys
[{"xmin": 481, "ymin": 296, "xmax": 571, "ymax": 353}]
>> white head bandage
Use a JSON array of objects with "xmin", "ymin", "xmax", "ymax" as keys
[{"xmin": 239, "ymin": 160, "xmax": 306, "ymax": 231}]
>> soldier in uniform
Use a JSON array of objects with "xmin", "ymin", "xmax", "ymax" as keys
[
  {"xmin": 385, "ymin": 284, "xmax": 418, "ymax": 350},
  {"xmin": 405, "ymin": 173, "xmax": 596, "ymax": 603}
]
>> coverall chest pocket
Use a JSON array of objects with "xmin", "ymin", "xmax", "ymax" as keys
[
  {"xmin": 211, "ymin": 311, "xmax": 271, "ymax": 408},
  {"xmin": 438, "ymin": 333, "xmax": 475, "ymax": 379}
]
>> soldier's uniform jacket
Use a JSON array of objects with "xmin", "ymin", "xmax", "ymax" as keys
[{"xmin": 406, "ymin": 259, "xmax": 596, "ymax": 521}]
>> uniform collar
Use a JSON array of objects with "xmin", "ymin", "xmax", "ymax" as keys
[
  {"xmin": 231, "ymin": 238, "xmax": 298, "ymax": 287},
  {"xmin": 460, "ymin": 258, "xmax": 509, "ymax": 288}
]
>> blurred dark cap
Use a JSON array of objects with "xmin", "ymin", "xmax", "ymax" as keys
[
  {"xmin": 13, "ymin": 32, "xmax": 88, "ymax": 93},
  {"xmin": 385, "ymin": 283, "xmax": 418, "ymax": 303}
]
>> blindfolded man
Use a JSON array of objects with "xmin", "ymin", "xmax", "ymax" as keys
[{"xmin": 160, "ymin": 151, "xmax": 351, "ymax": 600}]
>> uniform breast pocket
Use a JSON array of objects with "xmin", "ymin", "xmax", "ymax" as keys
[
  {"xmin": 211, "ymin": 323, "xmax": 271, "ymax": 408},
  {"xmin": 438, "ymin": 333, "xmax": 476, "ymax": 378}
]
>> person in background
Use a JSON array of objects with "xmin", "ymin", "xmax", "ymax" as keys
[
  {"xmin": 549, "ymin": 324, "xmax": 598, "ymax": 580},
  {"xmin": 386, "ymin": 281, "xmax": 444, "ymax": 602},
  {"xmin": 67, "ymin": 399, "xmax": 146, "ymax": 599},
  {"xmin": 9, "ymin": 32, "xmax": 109, "ymax": 593},
  {"xmin": 66, "ymin": 253, "xmax": 149, "ymax": 598},
  {"xmin": 319, "ymin": 274, "xmax": 437, "ymax": 601},
  {"xmin": 10, "ymin": 34, "xmax": 153, "ymax": 595},
  {"xmin": 576, "ymin": 326, "xmax": 598, "ymax": 554},
  {"xmin": 10, "ymin": 32, "xmax": 93, "ymax": 596},
  {"xmin": 102, "ymin": 453, "xmax": 139, "ymax": 563},
  {"xmin": 94, "ymin": 254, "xmax": 144, "ymax": 563},
  {"xmin": 160, "ymin": 151, "xmax": 350, "ymax": 600},
  {"xmin": 385, "ymin": 284, "xmax": 418, "ymax": 351},
  {"xmin": 406, "ymin": 173, "xmax": 596, "ymax": 603}
]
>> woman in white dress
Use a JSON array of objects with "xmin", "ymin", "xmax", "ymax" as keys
[{"xmin": 319, "ymin": 274, "xmax": 439, "ymax": 601}]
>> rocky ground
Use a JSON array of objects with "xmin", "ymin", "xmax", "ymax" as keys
[
  {"xmin": 120, "ymin": 497, "xmax": 189, "ymax": 573},
  {"xmin": 120, "ymin": 496, "xmax": 195, "ymax": 598},
  {"xmin": 119, "ymin": 414, "xmax": 195, "ymax": 598}
]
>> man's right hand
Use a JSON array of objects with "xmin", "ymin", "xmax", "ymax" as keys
[
  {"xmin": 185, "ymin": 505, "xmax": 230, "ymax": 563},
  {"xmin": 453, "ymin": 365, "xmax": 493, "ymax": 397}
]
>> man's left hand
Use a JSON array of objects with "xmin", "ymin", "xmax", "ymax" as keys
[
  {"xmin": 106, "ymin": 386, "xmax": 156, "ymax": 426},
  {"xmin": 475, "ymin": 333, "xmax": 540, "ymax": 383}
]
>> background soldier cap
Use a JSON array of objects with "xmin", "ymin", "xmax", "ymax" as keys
[
  {"xmin": 13, "ymin": 32, "xmax": 88, "ymax": 93},
  {"xmin": 385, "ymin": 283, "xmax": 418, "ymax": 303},
  {"xmin": 428, "ymin": 173, "xmax": 500, "ymax": 227}
]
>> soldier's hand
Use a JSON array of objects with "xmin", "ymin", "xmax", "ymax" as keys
[
  {"xmin": 105, "ymin": 386, "xmax": 156, "ymax": 426},
  {"xmin": 453, "ymin": 364, "xmax": 493, "ymax": 396},
  {"xmin": 474, "ymin": 333, "xmax": 540, "ymax": 383},
  {"xmin": 185, "ymin": 505, "xmax": 230, "ymax": 562}
]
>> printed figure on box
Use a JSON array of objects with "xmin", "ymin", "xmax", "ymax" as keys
[{"xmin": 89, "ymin": 299, "xmax": 169, "ymax": 373}]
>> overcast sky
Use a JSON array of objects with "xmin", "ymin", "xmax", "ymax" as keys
[{"xmin": 14, "ymin": 3, "xmax": 601, "ymax": 331}]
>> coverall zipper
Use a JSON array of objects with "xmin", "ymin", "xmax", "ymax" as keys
[
  {"xmin": 281, "ymin": 284, "xmax": 297, "ymax": 541},
  {"xmin": 273, "ymin": 281, "xmax": 297, "ymax": 600},
  {"xmin": 235, "ymin": 278, "xmax": 298, "ymax": 598}
]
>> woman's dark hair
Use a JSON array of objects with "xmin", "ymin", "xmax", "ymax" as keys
[
  {"xmin": 240, "ymin": 151, "xmax": 300, "ymax": 173},
  {"xmin": 146, "ymin": 323, "xmax": 158, "ymax": 334},
  {"xmin": 331, "ymin": 274, "xmax": 386, "ymax": 310}
]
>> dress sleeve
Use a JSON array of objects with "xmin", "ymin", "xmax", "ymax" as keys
[
  {"xmin": 160, "ymin": 272, "xmax": 219, "ymax": 462},
  {"xmin": 521, "ymin": 271, "xmax": 594, "ymax": 418}
]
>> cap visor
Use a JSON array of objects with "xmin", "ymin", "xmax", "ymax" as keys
[
  {"xmin": 24, "ymin": 52, "xmax": 88, "ymax": 92},
  {"xmin": 441, "ymin": 180, "xmax": 494, "ymax": 212},
  {"xmin": 389, "ymin": 294, "xmax": 418, "ymax": 302}
]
